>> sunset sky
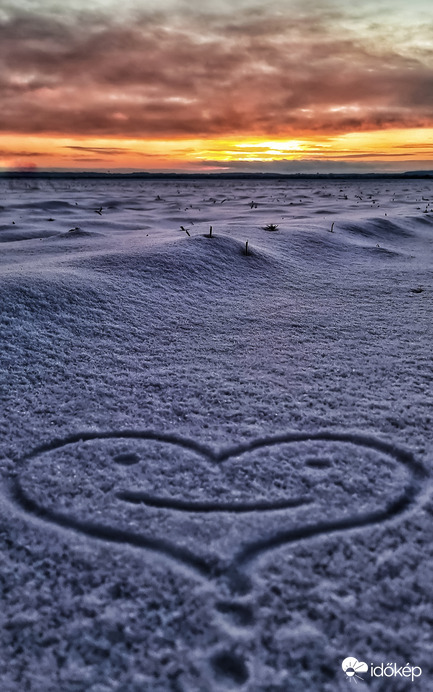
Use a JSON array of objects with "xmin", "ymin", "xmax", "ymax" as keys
[{"xmin": 1, "ymin": 0, "xmax": 432, "ymax": 172}]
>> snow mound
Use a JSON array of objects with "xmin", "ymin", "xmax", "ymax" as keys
[
  {"xmin": 75, "ymin": 234, "xmax": 280, "ymax": 287},
  {"xmin": 55, "ymin": 226, "xmax": 104, "ymax": 239},
  {"xmin": 0, "ymin": 227, "xmax": 61, "ymax": 242}
]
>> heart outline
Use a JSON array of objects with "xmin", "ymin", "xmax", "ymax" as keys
[{"xmin": 8, "ymin": 429, "xmax": 426, "ymax": 583}]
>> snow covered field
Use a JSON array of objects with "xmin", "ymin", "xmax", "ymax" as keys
[{"xmin": 1, "ymin": 176, "xmax": 432, "ymax": 691}]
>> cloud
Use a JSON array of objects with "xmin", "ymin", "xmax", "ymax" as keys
[
  {"xmin": 188, "ymin": 157, "xmax": 433, "ymax": 174},
  {"xmin": 0, "ymin": 3, "xmax": 432, "ymax": 140},
  {"xmin": 0, "ymin": 149, "xmax": 45, "ymax": 157},
  {"xmin": 66, "ymin": 146, "xmax": 132, "ymax": 155}
]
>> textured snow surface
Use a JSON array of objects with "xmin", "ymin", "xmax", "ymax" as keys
[{"xmin": 1, "ymin": 177, "xmax": 433, "ymax": 691}]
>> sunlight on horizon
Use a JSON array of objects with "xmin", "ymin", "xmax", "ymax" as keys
[{"xmin": 1, "ymin": 129, "xmax": 432, "ymax": 172}]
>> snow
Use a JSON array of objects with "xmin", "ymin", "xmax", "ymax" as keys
[{"xmin": 0, "ymin": 176, "xmax": 433, "ymax": 691}]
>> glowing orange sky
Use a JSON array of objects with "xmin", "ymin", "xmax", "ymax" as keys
[
  {"xmin": 1, "ymin": 0, "xmax": 432, "ymax": 172},
  {"xmin": 2, "ymin": 130, "xmax": 433, "ymax": 172}
]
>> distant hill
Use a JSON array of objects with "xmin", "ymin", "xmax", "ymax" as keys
[{"xmin": 0, "ymin": 170, "xmax": 432, "ymax": 180}]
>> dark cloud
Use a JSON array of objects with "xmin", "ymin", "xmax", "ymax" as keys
[
  {"xmin": 66, "ymin": 146, "xmax": 131, "ymax": 155},
  {"xmin": 0, "ymin": 149, "xmax": 44, "ymax": 157},
  {"xmin": 399, "ymin": 142, "xmax": 433, "ymax": 149},
  {"xmin": 65, "ymin": 146, "xmax": 174, "ymax": 158},
  {"xmin": 0, "ymin": 6, "xmax": 432, "ymax": 138},
  {"xmin": 191, "ymin": 157, "xmax": 433, "ymax": 174}
]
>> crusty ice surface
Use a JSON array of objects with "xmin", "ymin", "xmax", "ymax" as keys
[{"xmin": 0, "ymin": 177, "xmax": 432, "ymax": 691}]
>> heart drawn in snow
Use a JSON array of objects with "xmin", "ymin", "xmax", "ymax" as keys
[{"xmin": 11, "ymin": 430, "xmax": 424, "ymax": 580}]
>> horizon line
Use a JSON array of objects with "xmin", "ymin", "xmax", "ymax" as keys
[{"xmin": 1, "ymin": 169, "xmax": 433, "ymax": 180}]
